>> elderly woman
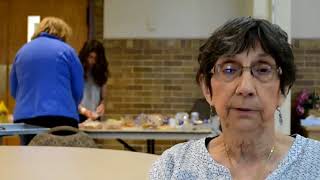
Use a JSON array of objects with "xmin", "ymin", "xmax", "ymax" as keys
[
  {"xmin": 10, "ymin": 17, "xmax": 84, "ymax": 144},
  {"xmin": 150, "ymin": 17, "xmax": 320, "ymax": 179}
]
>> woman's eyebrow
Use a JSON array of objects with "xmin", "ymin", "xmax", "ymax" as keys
[
  {"xmin": 256, "ymin": 52, "xmax": 272, "ymax": 58},
  {"xmin": 253, "ymin": 53, "xmax": 274, "ymax": 62},
  {"xmin": 217, "ymin": 58, "xmax": 237, "ymax": 65}
]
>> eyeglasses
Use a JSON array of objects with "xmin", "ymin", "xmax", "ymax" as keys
[{"xmin": 210, "ymin": 62, "xmax": 282, "ymax": 83}]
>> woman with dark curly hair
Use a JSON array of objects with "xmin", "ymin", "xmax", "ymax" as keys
[{"xmin": 78, "ymin": 40, "xmax": 109, "ymax": 122}]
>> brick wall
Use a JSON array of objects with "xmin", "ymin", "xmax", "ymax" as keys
[
  {"xmin": 104, "ymin": 39, "xmax": 204, "ymax": 117},
  {"xmin": 92, "ymin": 0, "xmax": 104, "ymax": 40},
  {"xmin": 292, "ymin": 39, "xmax": 320, "ymax": 97},
  {"xmin": 99, "ymin": 39, "xmax": 204, "ymax": 154}
]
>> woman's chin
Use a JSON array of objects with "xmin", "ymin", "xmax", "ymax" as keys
[{"xmin": 230, "ymin": 118, "xmax": 261, "ymax": 131}]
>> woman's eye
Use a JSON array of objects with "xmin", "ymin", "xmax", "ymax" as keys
[
  {"xmin": 223, "ymin": 66, "xmax": 238, "ymax": 74},
  {"xmin": 254, "ymin": 65, "xmax": 272, "ymax": 74}
]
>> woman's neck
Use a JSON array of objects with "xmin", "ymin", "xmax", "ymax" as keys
[
  {"xmin": 208, "ymin": 128, "xmax": 294, "ymax": 179},
  {"xmin": 220, "ymin": 127, "xmax": 276, "ymax": 163}
]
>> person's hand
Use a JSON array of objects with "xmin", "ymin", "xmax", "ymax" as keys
[
  {"xmin": 80, "ymin": 106, "xmax": 97, "ymax": 120},
  {"xmin": 96, "ymin": 103, "xmax": 105, "ymax": 116},
  {"xmin": 84, "ymin": 109, "xmax": 95, "ymax": 119}
]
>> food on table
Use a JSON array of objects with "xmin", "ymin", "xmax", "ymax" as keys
[
  {"xmin": 79, "ymin": 120, "xmax": 103, "ymax": 129},
  {"xmin": 104, "ymin": 119, "xmax": 123, "ymax": 129},
  {"xmin": 136, "ymin": 113, "xmax": 164, "ymax": 129},
  {"xmin": 121, "ymin": 115, "xmax": 135, "ymax": 127}
]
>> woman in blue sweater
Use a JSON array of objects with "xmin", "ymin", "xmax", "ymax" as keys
[{"xmin": 10, "ymin": 17, "xmax": 84, "ymax": 144}]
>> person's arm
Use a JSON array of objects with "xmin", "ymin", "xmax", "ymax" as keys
[
  {"xmin": 96, "ymin": 84, "xmax": 107, "ymax": 115},
  {"xmin": 10, "ymin": 58, "xmax": 18, "ymax": 99},
  {"xmin": 100, "ymin": 83, "xmax": 107, "ymax": 104},
  {"xmin": 67, "ymin": 48, "xmax": 84, "ymax": 106}
]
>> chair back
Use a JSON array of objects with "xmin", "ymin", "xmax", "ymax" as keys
[{"xmin": 29, "ymin": 126, "xmax": 97, "ymax": 148}]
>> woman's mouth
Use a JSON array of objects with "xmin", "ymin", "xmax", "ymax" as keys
[
  {"xmin": 236, "ymin": 108, "xmax": 252, "ymax": 111},
  {"xmin": 231, "ymin": 108, "xmax": 259, "ymax": 117}
]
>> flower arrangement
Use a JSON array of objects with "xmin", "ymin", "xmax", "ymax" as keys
[{"xmin": 295, "ymin": 89, "xmax": 320, "ymax": 117}]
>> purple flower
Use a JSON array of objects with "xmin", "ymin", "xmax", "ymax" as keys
[
  {"xmin": 296, "ymin": 105, "xmax": 305, "ymax": 116},
  {"xmin": 296, "ymin": 89, "xmax": 310, "ymax": 105}
]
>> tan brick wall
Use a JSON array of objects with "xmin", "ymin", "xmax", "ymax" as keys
[
  {"xmin": 292, "ymin": 39, "xmax": 320, "ymax": 97},
  {"xmin": 98, "ymin": 39, "xmax": 205, "ymax": 154},
  {"xmin": 104, "ymin": 39, "xmax": 204, "ymax": 117},
  {"xmin": 92, "ymin": 0, "xmax": 104, "ymax": 40},
  {"xmin": 93, "ymin": 0, "xmax": 104, "ymax": 40}
]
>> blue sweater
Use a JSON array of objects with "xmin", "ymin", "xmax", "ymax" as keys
[{"xmin": 10, "ymin": 33, "xmax": 84, "ymax": 122}]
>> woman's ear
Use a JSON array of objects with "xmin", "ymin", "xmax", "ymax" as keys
[{"xmin": 200, "ymin": 76, "xmax": 213, "ymax": 106}]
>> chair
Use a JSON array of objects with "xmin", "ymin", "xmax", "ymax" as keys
[{"xmin": 29, "ymin": 126, "xmax": 97, "ymax": 148}]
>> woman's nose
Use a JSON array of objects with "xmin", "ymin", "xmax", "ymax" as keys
[{"xmin": 235, "ymin": 71, "xmax": 256, "ymax": 97}]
